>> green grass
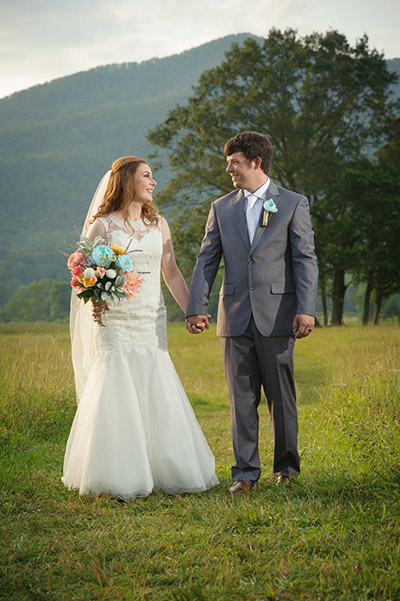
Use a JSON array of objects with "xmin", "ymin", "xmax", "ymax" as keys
[{"xmin": 0, "ymin": 323, "xmax": 399, "ymax": 600}]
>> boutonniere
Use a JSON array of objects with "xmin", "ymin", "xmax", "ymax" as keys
[{"xmin": 262, "ymin": 199, "xmax": 278, "ymax": 226}]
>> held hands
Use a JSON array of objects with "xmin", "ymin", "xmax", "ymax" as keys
[
  {"xmin": 185, "ymin": 314, "xmax": 211, "ymax": 334},
  {"xmin": 186, "ymin": 313, "xmax": 315, "ymax": 337},
  {"xmin": 292, "ymin": 314, "xmax": 315, "ymax": 339}
]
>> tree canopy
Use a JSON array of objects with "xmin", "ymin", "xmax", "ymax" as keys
[
  {"xmin": 148, "ymin": 29, "xmax": 400, "ymax": 323},
  {"xmin": 3, "ymin": 280, "xmax": 70, "ymax": 322}
]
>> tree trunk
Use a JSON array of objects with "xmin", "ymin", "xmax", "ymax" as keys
[
  {"xmin": 362, "ymin": 282, "xmax": 373, "ymax": 325},
  {"xmin": 331, "ymin": 268, "xmax": 346, "ymax": 326},
  {"xmin": 319, "ymin": 276, "xmax": 328, "ymax": 327},
  {"xmin": 373, "ymin": 289, "xmax": 383, "ymax": 325}
]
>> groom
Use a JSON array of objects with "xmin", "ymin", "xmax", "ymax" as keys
[{"xmin": 185, "ymin": 131, "xmax": 318, "ymax": 492}]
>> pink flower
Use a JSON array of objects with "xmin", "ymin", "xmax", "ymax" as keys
[
  {"xmin": 71, "ymin": 276, "xmax": 80, "ymax": 288},
  {"xmin": 96, "ymin": 266, "xmax": 106, "ymax": 277},
  {"xmin": 73, "ymin": 265, "xmax": 84, "ymax": 276},
  {"xmin": 124, "ymin": 270, "xmax": 143, "ymax": 300}
]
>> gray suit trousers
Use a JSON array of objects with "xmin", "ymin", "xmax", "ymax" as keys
[{"xmin": 221, "ymin": 316, "xmax": 300, "ymax": 483}]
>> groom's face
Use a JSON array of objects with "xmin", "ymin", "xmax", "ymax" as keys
[{"xmin": 225, "ymin": 152, "xmax": 260, "ymax": 193}]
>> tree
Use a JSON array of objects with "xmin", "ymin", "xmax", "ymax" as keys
[
  {"xmin": 366, "ymin": 115, "xmax": 400, "ymax": 323},
  {"xmin": 319, "ymin": 158, "xmax": 400, "ymax": 325},
  {"xmin": 148, "ymin": 29, "xmax": 398, "ymax": 323},
  {"xmin": 380, "ymin": 294, "xmax": 400, "ymax": 321},
  {"xmin": 352, "ymin": 115, "xmax": 400, "ymax": 324},
  {"xmin": 4, "ymin": 279, "xmax": 70, "ymax": 322}
]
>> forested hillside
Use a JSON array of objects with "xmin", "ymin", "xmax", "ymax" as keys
[
  {"xmin": 0, "ymin": 37, "xmax": 398, "ymax": 310},
  {"xmin": 0, "ymin": 34, "xmax": 255, "ymax": 307}
]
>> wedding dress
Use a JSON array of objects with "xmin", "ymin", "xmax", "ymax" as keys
[{"xmin": 62, "ymin": 214, "xmax": 218, "ymax": 498}]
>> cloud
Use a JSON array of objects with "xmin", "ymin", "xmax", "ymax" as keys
[{"xmin": 0, "ymin": 0, "xmax": 398, "ymax": 98}]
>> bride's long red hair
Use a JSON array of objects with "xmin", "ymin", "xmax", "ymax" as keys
[{"xmin": 91, "ymin": 156, "xmax": 159, "ymax": 225}]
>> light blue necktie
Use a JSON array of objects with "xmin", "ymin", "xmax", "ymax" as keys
[{"xmin": 246, "ymin": 195, "xmax": 261, "ymax": 243}]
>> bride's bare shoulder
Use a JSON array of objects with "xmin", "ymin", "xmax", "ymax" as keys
[{"xmin": 86, "ymin": 217, "xmax": 107, "ymax": 240}]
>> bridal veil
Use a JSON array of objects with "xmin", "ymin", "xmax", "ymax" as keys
[{"xmin": 70, "ymin": 170, "xmax": 111, "ymax": 402}]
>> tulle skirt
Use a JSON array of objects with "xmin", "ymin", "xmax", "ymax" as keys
[{"xmin": 62, "ymin": 347, "xmax": 219, "ymax": 498}]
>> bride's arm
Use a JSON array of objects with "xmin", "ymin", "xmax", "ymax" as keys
[
  {"xmin": 160, "ymin": 216, "xmax": 188, "ymax": 313},
  {"xmin": 85, "ymin": 219, "xmax": 106, "ymax": 241}
]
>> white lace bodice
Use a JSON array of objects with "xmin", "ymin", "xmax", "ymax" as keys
[{"xmin": 95, "ymin": 215, "xmax": 167, "ymax": 355}]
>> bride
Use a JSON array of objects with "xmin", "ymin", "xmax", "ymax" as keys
[{"xmin": 62, "ymin": 156, "xmax": 219, "ymax": 500}]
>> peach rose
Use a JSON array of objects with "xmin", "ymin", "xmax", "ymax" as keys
[{"xmin": 67, "ymin": 252, "xmax": 84, "ymax": 270}]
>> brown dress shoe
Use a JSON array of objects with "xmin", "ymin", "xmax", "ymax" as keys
[
  {"xmin": 275, "ymin": 474, "xmax": 292, "ymax": 484},
  {"xmin": 229, "ymin": 480, "xmax": 253, "ymax": 493}
]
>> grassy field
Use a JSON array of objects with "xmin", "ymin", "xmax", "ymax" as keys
[{"xmin": 0, "ymin": 322, "xmax": 399, "ymax": 601}]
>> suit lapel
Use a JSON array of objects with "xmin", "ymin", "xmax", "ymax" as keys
[
  {"xmin": 249, "ymin": 180, "xmax": 281, "ymax": 253},
  {"xmin": 231, "ymin": 189, "xmax": 250, "ymax": 250}
]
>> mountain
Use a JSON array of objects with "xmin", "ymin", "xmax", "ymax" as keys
[
  {"xmin": 0, "ymin": 34, "xmax": 256, "ymax": 306},
  {"xmin": 0, "ymin": 39, "xmax": 399, "ymax": 308}
]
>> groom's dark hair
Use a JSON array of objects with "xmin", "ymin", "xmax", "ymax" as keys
[{"xmin": 223, "ymin": 131, "xmax": 273, "ymax": 174}]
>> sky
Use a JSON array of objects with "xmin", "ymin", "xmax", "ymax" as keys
[{"xmin": 1, "ymin": 0, "xmax": 399, "ymax": 100}]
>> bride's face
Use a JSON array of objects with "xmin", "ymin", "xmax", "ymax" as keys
[{"xmin": 133, "ymin": 163, "xmax": 157, "ymax": 204}]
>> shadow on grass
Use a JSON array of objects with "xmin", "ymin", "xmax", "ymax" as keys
[{"xmin": 253, "ymin": 467, "xmax": 400, "ymax": 504}]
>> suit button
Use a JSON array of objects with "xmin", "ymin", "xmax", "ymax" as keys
[
  {"xmin": 249, "ymin": 286, "xmax": 254, "ymax": 290},
  {"xmin": 248, "ymin": 259, "xmax": 254, "ymax": 265}
]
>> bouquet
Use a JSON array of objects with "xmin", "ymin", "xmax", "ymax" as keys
[{"xmin": 63, "ymin": 230, "xmax": 143, "ymax": 326}]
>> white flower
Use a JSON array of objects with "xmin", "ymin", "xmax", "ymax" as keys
[
  {"xmin": 83, "ymin": 267, "xmax": 95, "ymax": 278},
  {"xmin": 105, "ymin": 269, "xmax": 117, "ymax": 279}
]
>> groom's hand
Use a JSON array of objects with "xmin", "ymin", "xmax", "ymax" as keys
[
  {"xmin": 185, "ymin": 314, "xmax": 210, "ymax": 334},
  {"xmin": 292, "ymin": 314, "xmax": 315, "ymax": 339}
]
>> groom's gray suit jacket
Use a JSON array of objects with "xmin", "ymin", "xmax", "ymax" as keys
[{"xmin": 186, "ymin": 180, "xmax": 318, "ymax": 337}]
